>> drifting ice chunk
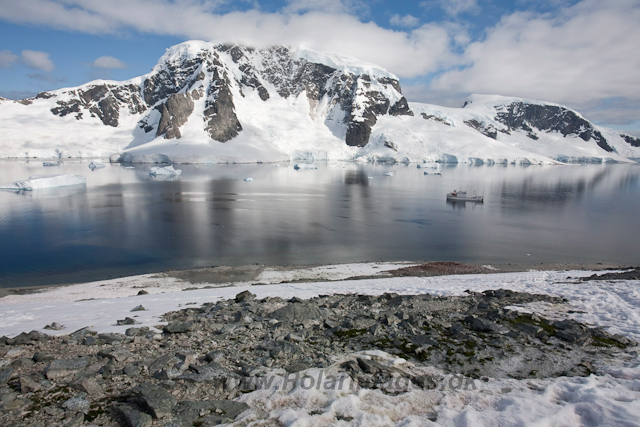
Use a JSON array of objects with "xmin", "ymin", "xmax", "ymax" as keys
[
  {"xmin": 384, "ymin": 172, "xmax": 394, "ymax": 176},
  {"xmin": 0, "ymin": 174, "xmax": 86, "ymax": 191},
  {"xmin": 88, "ymin": 162, "xmax": 106, "ymax": 169},
  {"xmin": 294, "ymin": 163, "xmax": 317, "ymax": 170},
  {"xmin": 149, "ymin": 165, "xmax": 182, "ymax": 176},
  {"xmin": 43, "ymin": 161, "xmax": 60, "ymax": 167},
  {"xmin": 244, "ymin": 177, "xmax": 254, "ymax": 182}
]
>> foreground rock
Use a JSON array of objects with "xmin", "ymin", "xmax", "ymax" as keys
[{"xmin": 0, "ymin": 289, "xmax": 636, "ymax": 426}]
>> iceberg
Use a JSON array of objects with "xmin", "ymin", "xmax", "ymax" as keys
[
  {"xmin": 88, "ymin": 161, "xmax": 106, "ymax": 169},
  {"xmin": 244, "ymin": 177, "xmax": 254, "ymax": 182},
  {"xmin": 294, "ymin": 163, "xmax": 317, "ymax": 170},
  {"xmin": 384, "ymin": 172, "xmax": 394, "ymax": 176},
  {"xmin": 149, "ymin": 165, "xmax": 182, "ymax": 176},
  {"xmin": 43, "ymin": 161, "xmax": 60, "ymax": 167},
  {"xmin": 0, "ymin": 174, "xmax": 86, "ymax": 191}
]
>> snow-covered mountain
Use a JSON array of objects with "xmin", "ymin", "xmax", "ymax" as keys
[{"xmin": 1, "ymin": 40, "xmax": 639, "ymax": 164}]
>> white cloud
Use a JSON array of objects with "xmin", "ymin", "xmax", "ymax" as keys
[
  {"xmin": 390, "ymin": 14, "xmax": 420, "ymax": 28},
  {"xmin": 92, "ymin": 55, "xmax": 127, "ymax": 69},
  {"xmin": 430, "ymin": 0, "xmax": 640, "ymax": 123},
  {"xmin": 421, "ymin": 0, "xmax": 479, "ymax": 16},
  {"xmin": 283, "ymin": 0, "xmax": 365, "ymax": 14},
  {"xmin": 0, "ymin": 0, "xmax": 463, "ymax": 78},
  {"xmin": 0, "ymin": 50, "xmax": 18, "ymax": 67},
  {"xmin": 21, "ymin": 50, "xmax": 54, "ymax": 72}
]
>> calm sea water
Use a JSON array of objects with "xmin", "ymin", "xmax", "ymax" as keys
[{"xmin": 0, "ymin": 161, "xmax": 639, "ymax": 287}]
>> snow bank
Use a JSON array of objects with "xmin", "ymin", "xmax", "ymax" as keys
[{"xmin": 0, "ymin": 174, "xmax": 86, "ymax": 191}]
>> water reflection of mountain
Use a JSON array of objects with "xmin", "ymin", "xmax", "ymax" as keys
[{"xmin": 0, "ymin": 163, "xmax": 639, "ymax": 287}]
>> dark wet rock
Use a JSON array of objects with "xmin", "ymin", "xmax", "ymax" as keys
[
  {"xmin": 33, "ymin": 352, "xmax": 55, "ymax": 363},
  {"xmin": 0, "ymin": 368, "xmax": 13, "ymax": 385},
  {"xmin": 98, "ymin": 348, "xmax": 134, "ymax": 362},
  {"xmin": 117, "ymin": 317, "xmax": 139, "ymax": 325},
  {"xmin": 130, "ymin": 382, "xmax": 176, "ymax": 418},
  {"xmin": 46, "ymin": 358, "xmax": 90, "ymax": 380},
  {"xmin": 270, "ymin": 302, "xmax": 323, "ymax": 323},
  {"xmin": 164, "ymin": 320, "xmax": 194, "ymax": 334},
  {"xmin": 114, "ymin": 404, "xmax": 153, "ymax": 427},
  {"xmin": 235, "ymin": 290, "xmax": 256, "ymax": 303},
  {"xmin": 97, "ymin": 332, "xmax": 126, "ymax": 344},
  {"xmin": 76, "ymin": 377, "xmax": 104, "ymax": 397},
  {"xmin": 44, "ymin": 322, "xmax": 65, "ymax": 331},
  {"xmin": 68, "ymin": 326, "xmax": 95, "ymax": 343}
]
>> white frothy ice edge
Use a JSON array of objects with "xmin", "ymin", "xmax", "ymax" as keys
[
  {"xmin": 1, "ymin": 265, "xmax": 640, "ymax": 426},
  {"xmin": 1, "ymin": 266, "xmax": 639, "ymax": 341}
]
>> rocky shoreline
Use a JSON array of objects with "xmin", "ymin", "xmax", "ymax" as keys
[{"xmin": 0, "ymin": 285, "xmax": 636, "ymax": 426}]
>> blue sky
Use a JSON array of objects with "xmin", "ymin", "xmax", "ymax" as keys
[{"xmin": 0, "ymin": 0, "xmax": 638, "ymax": 135}]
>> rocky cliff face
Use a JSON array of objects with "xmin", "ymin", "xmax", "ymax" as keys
[
  {"xmin": 27, "ymin": 41, "xmax": 411, "ymax": 148},
  {"xmin": 460, "ymin": 97, "xmax": 626, "ymax": 153}
]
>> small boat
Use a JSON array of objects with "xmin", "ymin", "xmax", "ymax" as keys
[{"xmin": 446, "ymin": 190, "xmax": 483, "ymax": 202}]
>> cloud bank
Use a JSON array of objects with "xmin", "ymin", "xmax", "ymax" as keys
[
  {"xmin": 0, "ymin": 0, "xmax": 637, "ymax": 126},
  {"xmin": 92, "ymin": 56, "xmax": 127, "ymax": 69}
]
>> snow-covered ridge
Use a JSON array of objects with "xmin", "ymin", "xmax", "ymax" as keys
[
  {"xmin": 0, "ymin": 42, "xmax": 638, "ymax": 165},
  {"xmin": 292, "ymin": 47, "xmax": 397, "ymax": 80}
]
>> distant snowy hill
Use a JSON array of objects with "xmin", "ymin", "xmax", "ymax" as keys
[{"xmin": 1, "ymin": 40, "xmax": 639, "ymax": 164}]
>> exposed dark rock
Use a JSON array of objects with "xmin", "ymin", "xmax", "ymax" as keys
[
  {"xmin": 621, "ymin": 134, "xmax": 640, "ymax": 148},
  {"xmin": 204, "ymin": 68, "xmax": 242, "ymax": 142},
  {"xmin": 270, "ymin": 302, "xmax": 323, "ymax": 323},
  {"xmin": 114, "ymin": 404, "xmax": 153, "ymax": 427},
  {"xmin": 117, "ymin": 317, "xmax": 139, "ymax": 326},
  {"xmin": 155, "ymin": 93, "xmax": 195, "ymax": 139},
  {"xmin": 0, "ymin": 286, "xmax": 635, "ymax": 426},
  {"xmin": 44, "ymin": 322, "xmax": 64, "ymax": 331},
  {"xmin": 130, "ymin": 382, "xmax": 176, "ymax": 418},
  {"xmin": 464, "ymin": 119, "xmax": 498, "ymax": 140},
  {"xmin": 421, "ymin": 113, "xmax": 450, "ymax": 126},
  {"xmin": 164, "ymin": 320, "xmax": 194, "ymax": 334},
  {"xmin": 491, "ymin": 101, "xmax": 615, "ymax": 152},
  {"xmin": 235, "ymin": 290, "xmax": 256, "ymax": 303},
  {"xmin": 580, "ymin": 267, "xmax": 640, "ymax": 281},
  {"xmin": 46, "ymin": 358, "xmax": 90, "ymax": 380},
  {"xmin": 389, "ymin": 97, "xmax": 413, "ymax": 117}
]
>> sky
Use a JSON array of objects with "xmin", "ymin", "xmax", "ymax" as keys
[{"xmin": 0, "ymin": 0, "xmax": 638, "ymax": 135}]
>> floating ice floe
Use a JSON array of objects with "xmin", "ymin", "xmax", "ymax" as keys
[
  {"xmin": 0, "ymin": 174, "xmax": 86, "ymax": 191},
  {"xmin": 244, "ymin": 177, "xmax": 254, "ymax": 182},
  {"xmin": 294, "ymin": 163, "xmax": 317, "ymax": 170},
  {"xmin": 384, "ymin": 172, "xmax": 394, "ymax": 176},
  {"xmin": 43, "ymin": 161, "xmax": 60, "ymax": 167},
  {"xmin": 149, "ymin": 165, "xmax": 182, "ymax": 176},
  {"xmin": 88, "ymin": 161, "xmax": 106, "ymax": 169}
]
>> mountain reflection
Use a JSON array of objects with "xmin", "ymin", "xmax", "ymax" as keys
[{"xmin": 0, "ymin": 162, "xmax": 638, "ymax": 287}]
